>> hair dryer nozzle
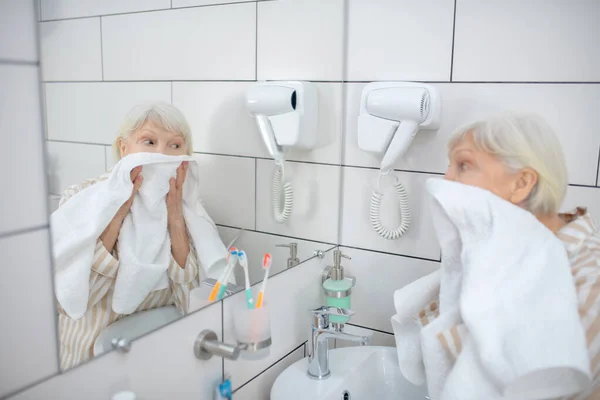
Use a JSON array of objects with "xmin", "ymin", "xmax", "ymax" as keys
[{"xmin": 380, "ymin": 120, "xmax": 419, "ymax": 174}]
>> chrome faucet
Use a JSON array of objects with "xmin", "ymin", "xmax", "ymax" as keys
[{"xmin": 307, "ymin": 306, "xmax": 370, "ymax": 380}]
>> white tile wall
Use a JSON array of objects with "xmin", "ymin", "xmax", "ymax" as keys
[
  {"xmin": 40, "ymin": 0, "xmax": 170, "ymax": 20},
  {"xmin": 256, "ymin": 160, "xmax": 340, "ymax": 244},
  {"xmin": 173, "ymin": 0, "xmax": 254, "ymax": 7},
  {"xmin": 105, "ymin": 146, "xmax": 116, "ymax": 170},
  {"xmin": 102, "ymin": 4, "xmax": 256, "ymax": 81},
  {"xmin": 217, "ymin": 226, "xmax": 334, "ymax": 285},
  {"xmin": 346, "ymin": 0, "xmax": 455, "ymax": 82},
  {"xmin": 45, "ymin": 82, "xmax": 171, "ymax": 144},
  {"xmin": 39, "ymin": 18, "xmax": 102, "ymax": 81},
  {"xmin": 341, "ymin": 167, "xmax": 441, "ymax": 260},
  {"xmin": 46, "ymin": 141, "xmax": 106, "ymax": 195},
  {"xmin": 341, "ymin": 247, "xmax": 439, "ymax": 333},
  {"xmin": 453, "ymin": 0, "xmax": 600, "ymax": 82},
  {"xmin": 173, "ymin": 82, "xmax": 344, "ymax": 165},
  {"xmin": 344, "ymin": 83, "xmax": 600, "ymax": 186},
  {"xmin": 233, "ymin": 346, "xmax": 304, "ymax": 400},
  {"xmin": 0, "ymin": 229, "xmax": 58, "ymax": 399},
  {"xmin": 257, "ymin": 0, "xmax": 344, "ymax": 81},
  {"xmin": 194, "ymin": 154, "xmax": 256, "ymax": 230},
  {"xmin": 0, "ymin": 65, "xmax": 48, "ymax": 236},
  {"xmin": 562, "ymin": 185, "xmax": 600, "ymax": 220},
  {"xmin": 9, "ymin": 301, "xmax": 223, "ymax": 400},
  {"xmin": 223, "ymin": 252, "xmax": 327, "ymax": 391},
  {"xmin": 0, "ymin": 0, "xmax": 38, "ymax": 62}
]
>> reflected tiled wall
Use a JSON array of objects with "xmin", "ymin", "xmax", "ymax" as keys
[{"xmin": 340, "ymin": 0, "xmax": 600, "ymax": 346}]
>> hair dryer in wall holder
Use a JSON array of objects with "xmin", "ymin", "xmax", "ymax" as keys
[
  {"xmin": 246, "ymin": 81, "xmax": 318, "ymax": 223},
  {"xmin": 357, "ymin": 82, "xmax": 441, "ymax": 240}
]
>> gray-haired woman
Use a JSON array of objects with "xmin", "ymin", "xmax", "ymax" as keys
[
  {"xmin": 425, "ymin": 113, "xmax": 599, "ymax": 399},
  {"xmin": 57, "ymin": 102, "xmax": 200, "ymax": 370}
]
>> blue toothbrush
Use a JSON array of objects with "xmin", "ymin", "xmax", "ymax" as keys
[{"xmin": 237, "ymin": 251, "xmax": 254, "ymax": 309}]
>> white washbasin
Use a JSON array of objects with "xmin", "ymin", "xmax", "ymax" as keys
[
  {"xmin": 94, "ymin": 306, "xmax": 181, "ymax": 356},
  {"xmin": 271, "ymin": 346, "xmax": 428, "ymax": 400}
]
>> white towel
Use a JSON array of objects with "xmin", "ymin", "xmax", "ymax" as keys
[
  {"xmin": 392, "ymin": 178, "xmax": 591, "ymax": 400},
  {"xmin": 52, "ymin": 152, "xmax": 228, "ymax": 320}
]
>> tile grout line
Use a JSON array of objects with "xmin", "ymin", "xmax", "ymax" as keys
[
  {"xmin": 0, "ymin": 224, "xmax": 49, "ymax": 241},
  {"xmin": 0, "ymin": 59, "xmax": 39, "ymax": 66},
  {"xmin": 254, "ymin": 1, "xmax": 258, "ymax": 81},
  {"xmin": 99, "ymin": 17, "xmax": 104, "ymax": 81},
  {"xmin": 40, "ymin": 79, "xmax": 600, "ymax": 84},
  {"xmin": 449, "ymin": 0, "xmax": 457, "ymax": 81},
  {"xmin": 254, "ymin": 158, "xmax": 258, "ymax": 229},
  {"xmin": 596, "ymin": 145, "xmax": 600, "ymax": 186},
  {"xmin": 231, "ymin": 342, "xmax": 306, "ymax": 394},
  {"xmin": 340, "ymin": 244, "xmax": 441, "ymax": 263}
]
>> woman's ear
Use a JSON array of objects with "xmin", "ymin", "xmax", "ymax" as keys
[
  {"xmin": 118, "ymin": 137, "xmax": 127, "ymax": 158},
  {"xmin": 510, "ymin": 168, "xmax": 538, "ymax": 205}
]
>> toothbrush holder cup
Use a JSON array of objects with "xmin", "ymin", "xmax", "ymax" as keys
[{"xmin": 233, "ymin": 303, "xmax": 272, "ymax": 360}]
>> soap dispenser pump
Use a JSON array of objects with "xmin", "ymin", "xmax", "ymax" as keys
[{"xmin": 322, "ymin": 250, "xmax": 355, "ymax": 325}]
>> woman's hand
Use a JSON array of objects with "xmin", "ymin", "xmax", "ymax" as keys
[
  {"xmin": 167, "ymin": 162, "xmax": 190, "ymax": 267},
  {"xmin": 100, "ymin": 166, "xmax": 143, "ymax": 252}
]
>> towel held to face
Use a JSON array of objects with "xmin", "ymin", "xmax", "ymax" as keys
[
  {"xmin": 52, "ymin": 152, "xmax": 228, "ymax": 320},
  {"xmin": 391, "ymin": 178, "xmax": 591, "ymax": 400}
]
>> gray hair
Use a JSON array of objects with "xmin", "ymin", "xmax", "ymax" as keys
[
  {"xmin": 448, "ymin": 113, "xmax": 568, "ymax": 215},
  {"xmin": 113, "ymin": 102, "xmax": 193, "ymax": 161}
]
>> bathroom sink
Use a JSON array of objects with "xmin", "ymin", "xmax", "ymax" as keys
[
  {"xmin": 93, "ymin": 305, "xmax": 182, "ymax": 356},
  {"xmin": 271, "ymin": 346, "xmax": 428, "ymax": 400}
]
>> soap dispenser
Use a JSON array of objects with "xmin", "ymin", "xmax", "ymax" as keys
[{"xmin": 322, "ymin": 250, "xmax": 355, "ymax": 325}]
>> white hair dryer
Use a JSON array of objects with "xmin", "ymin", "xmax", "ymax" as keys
[
  {"xmin": 357, "ymin": 82, "xmax": 440, "ymax": 239},
  {"xmin": 246, "ymin": 81, "xmax": 318, "ymax": 223}
]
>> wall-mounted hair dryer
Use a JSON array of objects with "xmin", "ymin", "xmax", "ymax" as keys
[
  {"xmin": 246, "ymin": 81, "xmax": 318, "ymax": 223},
  {"xmin": 357, "ymin": 82, "xmax": 441, "ymax": 239}
]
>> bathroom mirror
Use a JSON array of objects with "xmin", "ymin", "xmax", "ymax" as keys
[{"xmin": 38, "ymin": 0, "xmax": 344, "ymax": 372}]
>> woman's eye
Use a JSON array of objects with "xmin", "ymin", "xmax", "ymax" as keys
[
  {"xmin": 170, "ymin": 143, "xmax": 181, "ymax": 149},
  {"xmin": 143, "ymin": 139, "xmax": 154, "ymax": 146},
  {"xmin": 459, "ymin": 162, "xmax": 468, "ymax": 171}
]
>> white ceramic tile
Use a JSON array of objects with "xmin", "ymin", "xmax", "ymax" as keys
[
  {"xmin": 105, "ymin": 146, "xmax": 116, "ymax": 170},
  {"xmin": 45, "ymin": 82, "xmax": 171, "ymax": 144},
  {"xmin": 9, "ymin": 301, "xmax": 223, "ymax": 400},
  {"xmin": 173, "ymin": 0, "xmax": 253, "ymax": 7},
  {"xmin": 39, "ymin": 18, "xmax": 102, "ymax": 81},
  {"xmin": 453, "ymin": 0, "xmax": 600, "ymax": 82},
  {"xmin": 46, "ymin": 141, "xmax": 106, "ymax": 195},
  {"xmin": 194, "ymin": 154, "xmax": 255, "ymax": 230},
  {"xmin": 173, "ymin": 82, "xmax": 343, "ymax": 165},
  {"xmin": 562, "ymin": 185, "xmax": 600, "ymax": 221},
  {"xmin": 257, "ymin": 0, "xmax": 344, "ymax": 81},
  {"xmin": 0, "ymin": 0, "xmax": 38, "ymax": 62},
  {"xmin": 40, "ymin": 0, "xmax": 169, "ymax": 20},
  {"xmin": 0, "ymin": 65, "xmax": 48, "ymax": 236},
  {"xmin": 102, "ymin": 4, "xmax": 256, "ymax": 81},
  {"xmin": 223, "ymin": 252, "xmax": 329, "ymax": 391},
  {"xmin": 344, "ymin": 83, "xmax": 600, "ymax": 186},
  {"xmin": 346, "ymin": 0, "xmax": 454, "ymax": 81},
  {"xmin": 0, "ymin": 229, "xmax": 58, "ymax": 398},
  {"xmin": 334, "ymin": 325, "xmax": 396, "ymax": 349},
  {"xmin": 233, "ymin": 346, "xmax": 304, "ymax": 400},
  {"xmin": 217, "ymin": 226, "xmax": 335, "ymax": 286},
  {"xmin": 340, "ymin": 246, "xmax": 439, "ymax": 333},
  {"xmin": 341, "ymin": 167, "xmax": 441, "ymax": 260},
  {"xmin": 256, "ymin": 160, "xmax": 340, "ymax": 244}
]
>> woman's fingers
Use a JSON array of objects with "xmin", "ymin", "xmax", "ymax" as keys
[
  {"xmin": 130, "ymin": 166, "xmax": 142, "ymax": 182},
  {"xmin": 132, "ymin": 175, "xmax": 143, "ymax": 193},
  {"xmin": 176, "ymin": 162, "xmax": 188, "ymax": 189},
  {"xmin": 169, "ymin": 177, "xmax": 177, "ymax": 195}
]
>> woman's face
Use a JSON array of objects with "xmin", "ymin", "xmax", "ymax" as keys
[
  {"xmin": 444, "ymin": 132, "xmax": 536, "ymax": 207},
  {"xmin": 119, "ymin": 120, "xmax": 188, "ymax": 158}
]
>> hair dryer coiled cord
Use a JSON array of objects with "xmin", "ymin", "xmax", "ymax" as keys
[
  {"xmin": 272, "ymin": 163, "xmax": 293, "ymax": 223},
  {"xmin": 370, "ymin": 172, "xmax": 411, "ymax": 240}
]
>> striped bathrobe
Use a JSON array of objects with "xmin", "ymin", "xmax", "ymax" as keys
[{"xmin": 56, "ymin": 172, "xmax": 201, "ymax": 371}]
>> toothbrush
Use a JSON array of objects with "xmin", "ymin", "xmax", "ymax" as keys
[
  {"xmin": 215, "ymin": 252, "xmax": 238, "ymax": 301},
  {"xmin": 208, "ymin": 248, "xmax": 238, "ymax": 301},
  {"xmin": 255, "ymin": 253, "xmax": 272, "ymax": 309},
  {"xmin": 238, "ymin": 250, "xmax": 254, "ymax": 309}
]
